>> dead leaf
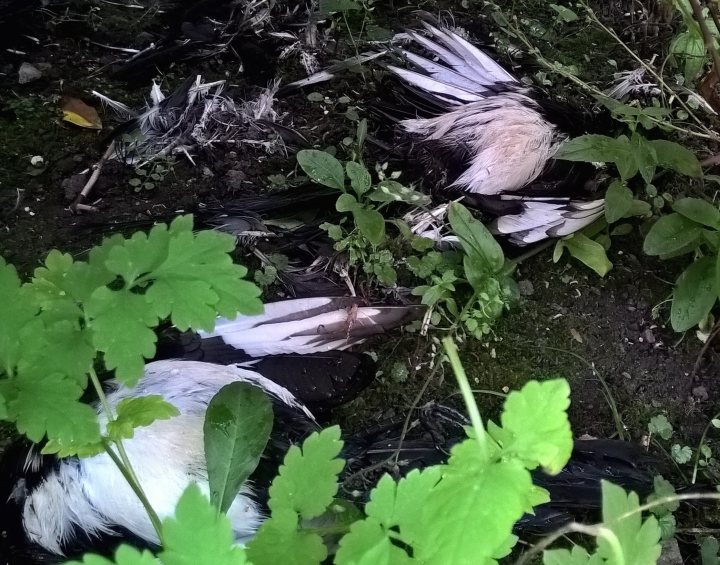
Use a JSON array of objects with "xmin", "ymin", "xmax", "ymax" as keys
[
  {"xmin": 699, "ymin": 66, "xmax": 720, "ymax": 113},
  {"xmin": 570, "ymin": 328, "xmax": 583, "ymax": 343},
  {"xmin": 62, "ymin": 97, "xmax": 102, "ymax": 130}
]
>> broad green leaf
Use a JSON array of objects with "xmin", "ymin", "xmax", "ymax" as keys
[
  {"xmin": 672, "ymin": 198, "xmax": 720, "ymax": 228},
  {"xmin": 86, "ymin": 287, "xmax": 158, "ymax": 384},
  {"xmin": 671, "ymin": 444, "xmax": 693, "ymax": 463},
  {"xmin": 597, "ymin": 481, "xmax": 661, "ymax": 564},
  {"xmin": 204, "ymin": 382, "xmax": 273, "ymax": 513},
  {"xmin": 671, "ymin": 256, "xmax": 716, "ymax": 331},
  {"xmin": 297, "ymin": 150, "xmax": 345, "ymax": 190},
  {"xmin": 648, "ymin": 415, "xmax": 673, "ymax": 440},
  {"xmin": 8, "ymin": 371, "xmax": 100, "ymax": 444},
  {"xmin": 65, "ymin": 545, "xmax": 158, "ymax": 565},
  {"xmin": 160, "ymin": 484, "xmax": 249, "ymax": 565},
  {"xmin": 564, "ymin": 234, "xmax": 613, "ymax": 276},
  {"xmin": 700, "ymin": 536, "xmax": 720, "ymax": 565},
  {"xmin": 448, "ymin": 202, "xmax": 504, "ymax": 274},
  {"xmin": 336, "ymin": 193, "xmax": 358, "ymax": 212},
  {"xmin": 630, "ymin": 132, "xmax": 657, "ymax": 184},
  {"xmin": 346, "ymin": 162, "xmax": 371, "ymax": 196},
  {"xmin": 555, "ymin": 134, "xmax": 627, "ymax": 163},
  {"xmin": 419, "ymin": 459, "xmax": 532, "ymax": 563},
  {"xmin": 604, "ymin": 180, "xmax": 634, "ymax": 223},
  {"xmin": 500, "ymin": 379, "xmax": 572, "ymax": 473},
  {"xmin": 643, "ymin": 213, "xmax": 702, "ymax": 256},
  {"xmin": 106, "ymin": 395, "xmax": 179, "ymax": 441},
  {"xmin": 353, "ymin": 208, "xmax": 386, "ymax": 246},
  {"xmin": 544, "ymin": 546, "xmax": 601, "ymax": 565},
  {"xmin": 268, "ymin": 426, "xmax": 344, "ymax": 519},
  {"xmin": 549, "ymin": 3, "xmax": 578, "ymax": 21},
  {"xmin": 369, "ymin": 180, "xmax": 431, "ymax": 205},
  {"xmin": 246, "ymin": 508, "xmax": 327, "ymax": 565},
  {"xmin": 671, "ymin": 29, "xmax": 706, "ymax": 83},
  {"xmin": 105, "ymin": 225, "xmax": 170, "ymax": 286},
  {"xmin": 651, "ymin": 140, "xmax": 702, "ymax": 177}
]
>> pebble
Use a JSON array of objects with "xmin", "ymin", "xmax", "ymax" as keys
[
  {"xmin": 518, "ymin": 280, "xmax": 534, "ymax": 296},
  {"xmin": 18, "ymin": 62, "xmax": 42, "ymax": 84},
  {"xmin": 693, "ymin": 385, "xmax": 709, "ymax": 402},
  {"xmin": 223, "ymin": 169, "xmax": 246, "ymax": 190}
]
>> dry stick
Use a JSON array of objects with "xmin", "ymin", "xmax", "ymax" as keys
[
  {"xmin": 70, "ymin": 142, "xmax": 115, "ymax": 213},
  {"xmin": 690, "ymin": 0, "xmax": 720, "ymax": 84}
]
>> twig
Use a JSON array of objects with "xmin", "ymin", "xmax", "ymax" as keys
[
  {"xmin": 71, "ymin": 143, "xmax": 115, "ymax": 213},
  {"xmin": 701, "ymin": 152, "xmax": 720, "ymax": 167},
  {"xmin": 690, "ymin": 0, "xmax": 720, "ymax": 85}
]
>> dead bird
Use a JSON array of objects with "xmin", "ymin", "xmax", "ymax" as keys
[
  {"xmin": 0, "ymin": 359, "xmax": 658, "ymax": 562},
  {"xmin": 284, "ymin": 19, "xmax": 608, "ymax": 246}
]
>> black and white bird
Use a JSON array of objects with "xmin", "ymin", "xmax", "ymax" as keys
[
  {"xmin": 285, "ymin": 19, "xmax": 607, "ymax": 246},
  {"xmin": 0, "ymin": 360, "xmax": 657, "ymax": 562}
]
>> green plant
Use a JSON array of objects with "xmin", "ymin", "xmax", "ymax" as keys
[{"xmin": 129, "ymin": 157, "xmax": 176, "ymax": 192}]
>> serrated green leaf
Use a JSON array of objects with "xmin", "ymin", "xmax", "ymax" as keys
[
  {"xmin": 246, "ymin": 508, "xmax": 327, "ymax": 565},
  {"xmin": 648, "ymin": 414, "xmax": 673, "ymax": 440},
  {"xmin": 598, "ymin": 481, "xmax": 661, "ymax": 564},
  {"xmin": 420, "ymin": 459, "xmax": 532, "ymax": 563},
  {"xmin": 204, "ymin": 382, "xmax": 273, "ymax": 514},
  {"xmin": 65, "ymin": 545, "xmax": 158, "ymax": 565},
  {"xmin": 651, "ymin": 140, "xmax": 702, "ymax": 177},
  {"xmin": 87, "ymin": 287, "xmax": 158, "ymax": 384},
  {"xmin": 8, "ymin": 371, "xmax": 100, "ymax": 444},
  {"xmin": 448, "ymin": 202, "xmax": 504, "ymax": 274},
  {"xmin": 336, "ymin": 518, "xmax": 412, "ymax": 565},
  {"xmin": 671, "ymin": 256, "xmax": 716, "ymax": 331},
  {"xmin": 544, "ymin": 545, "xmax": 598, "ymax": 565},
  {"xmin": 700, "ymin": 536, "xmax": 720, "ymax": 565},
  {"xmin": 369, "ymin": 180, "xmax": 430, "ymax": 205},
  {"xmin": 353, "ymin": 207, "xmax": 386, "ymax": 246},
  {"xmin": 564, "ymin": 234, "xmax": 613, "ymax": 276},
  {"xmin": 297, "ymin": 150, "xmax": 345, "ymax": 190},
  {"xmin": 346, "ymin": 162, "xmax": 371, "ymax": 196},
  {"xmin": 644, "ymin": 213, "xmax": 702, "ymax": 256},
  {"xmin": 105, "ymin": 226, "xmax": 170, "ymax": 285},
  {"xmin": 647, "ymin": 475, "xmax": 680, "ymax": 515},
  {"xmin": 268, "ymin": 426, "xmax": 344, "ymax": 519},
  {"xmin": 106, "ymin": 395, "xmax": 179, "ymax": 441},
  {"xmin": 672, "ymin": 198, "xmax": 720, "ymax": 228},
  {"xmin": 160, "ymin": 484, "xmax": 249, "ymax": 565},
  {"xmin": 671, "ymin": 444, "xmax": 692, "ymax": 464},
  {"xmin": 500, "ymin": 379, "xmax": 572, "ymax": 473}
]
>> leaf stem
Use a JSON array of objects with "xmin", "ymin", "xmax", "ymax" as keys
[
  {"xmin": 87, "ymin": 367, "xmax": 164, "ymax": 541},
  {"xmin": 442, "ymin": 337, "xmax": 487, "ymax": 451}
]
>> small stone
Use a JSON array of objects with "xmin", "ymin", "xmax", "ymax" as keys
[
  {"xmin": 518, "ymin": 280, "xmax": 534, "ymax": 296},
  {"xmin": 62, "ymin": 173, "xmax": 87, "ymax": 201},
  {"xmin": 202, "ymin": 166, "xmax": 214, "ymax": 177},
  {"xmin": 18, "ymin": 62, "xmax": 42, "ymax": 84},
  {"xmin": 223, "ymin": 169, "xmax": 246, "ymax": 190},
  {"xmin": 693, "ymin": 385, "xmax": 709, "ymax": 401},
  {"xmin": 644, "ymin": 328, "xmax": 656, "ymax": 344}
]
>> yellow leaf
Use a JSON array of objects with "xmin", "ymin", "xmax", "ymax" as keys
[{"xmin": 61, "ymin": 97, "xmax": 102, "ymax": 130}]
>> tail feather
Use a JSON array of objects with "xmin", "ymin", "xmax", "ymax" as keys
[{"xmin": 199, "ymin": 297, "xmax": 425, "ymax": 356}]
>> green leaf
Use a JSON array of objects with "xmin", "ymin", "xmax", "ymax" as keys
[
  {"xmin": 160, "ymin": 484, "xmax": 249, "ymax": 565},
  {"xmin": 630, "ymin": 132, "xmax": 657, "ymax": 184},
  {"xmin": 648, "ymin": 414, "xmax": 673, "ymax": 440},
  {"xmin": 671, "ymin": 256, "xmax": 717, "ymax": 331},
  {"xmin": 564, "ymin": 234, "xmax": 613, "ymax": 276},
  {"xmin": 555, "ymin": 134, "xmax": 627, "ymax": 163},
  {"xmin": 86, "ymin": 287, "xmax": 159, "ymax": 385},
  {"xmin": 336, "ymin": 518, "xmax": 412, "ymax": 565},
  {"xmin": 336, "ymin": 193, "xmax": 358, "ymax": 212},
  {"xmin": 544, "ymin": 545, "xmax": 599, "ymax": 565},
  {"xmin": 671, "ymin": 444, "xmax": 693, "ymax": 464},
  {"xmin": 605, "ymin": 180, "xmax": 634, "ymax": 223},
  {"xmin": 448, "ymin": 202, "xmax": 504, "ymax": 274},
  {"xmin": 549, "ymin": 3, "xmax": 578, "ymax": 21},
  {"xmin": 700, "ymin": 536, "xmax": 720, "ymax": 565},
  {"xmin": 346, "ymin": 162, "xmax": 371, "ymax": 196},
  {"xmin": 369, "ymin": 180, "xmax": 431, "ymax": 205},
  {"xmin": 643, "ymin": 213, "xmax": 702, "ymax": 256},
  {"xmin": 651, "ymin": 140, "xmax": 702, "ymax": 177},
  {"xmin": 597, "ymin": 481, "xmax": 661, "ymax": 564},
  {"xmin": 8, "ymin": 371, "xmax": 100, "ymax": 444},
  {"xmin": 297, "ymin": 150, "xmax": 345, "ymax": 190},
  {"xmin": 647, "ymin": 475, "xmax": 680, "ymax": 516},
  {"xmin": 65, "ymin": 545, "xmax": 158, "ymax": 565},
  {"xmin": 106, "ymin": 395, "xmax": 179, "ymax": 441},
  {"xmin": 672, "ymin": 198, "xmax": 720, "ymax": 228},
  {"xmin": 500, "ymin": 379, "xmax": 573, "ymax": 473},
  {"xmin": 268, "ymin": 426, "xmax": 344, "ymax": 519},
  {"xmin": 246, "ymin": 508, "xmax": 327, "ymax": 565},
  {"xmin": 420, "ymin": 459, "xmax": 532, "ymax": 563},
  {"xmin": 204, "ymin": 382, "xmax": 273, "ymax": 513},
  {"xmin": 353, "ymin": 207, "xmax": 386, "ymax": 246},
  {"xmin": 0, "ymin": 392, "xmax": 6, "ymax": 419}
]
